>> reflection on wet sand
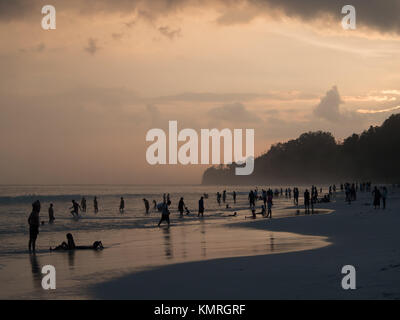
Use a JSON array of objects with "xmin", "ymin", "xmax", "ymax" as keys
[
  {"xmin": 270, "ymin": 234, "xmax": 275, "ymax": 252},
  {"xmin": 68, "ymin": 250, "xmax": 75, "ymax": 269},
  {"xmin": 162, "ymin": 227, "xmax": 173, "ymax": 259},
  {"xmin": 29, "ymin": 254, "xmax": 42, "ymax": 289},
  {"xmin": 200, "ymin": 220, "xmax": 206, "ymax": 258}
]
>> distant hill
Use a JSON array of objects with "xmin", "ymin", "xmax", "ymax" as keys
[{"xmin": 202, "ymin": 114, "xmax": 400, "ymax": 185}]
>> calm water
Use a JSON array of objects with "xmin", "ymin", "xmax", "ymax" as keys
[{"xmin": 0, "ymin": 184, "xmax": 330, "ymax": 299}]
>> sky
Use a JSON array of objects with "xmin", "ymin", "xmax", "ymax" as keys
[{"xmin": 1, "ymin": 0, "xmax": 400, "ymax": 184}]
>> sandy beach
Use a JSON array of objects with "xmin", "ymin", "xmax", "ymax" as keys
[
  {"xmin": 92, "ymin": 189, "xmax": 400, "ymax": 300},
  {"xmin": 0, "ymin": 185, "xmax": 398, "ymax": 299}
]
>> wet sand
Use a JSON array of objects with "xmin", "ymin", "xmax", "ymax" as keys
[
  {"xmin": 92, "ymin": 190, "xmax": 400, "ymax": 300},
  {"xmin": 0, "ymin": 210, "xmax": 329, "ymax": 299}
]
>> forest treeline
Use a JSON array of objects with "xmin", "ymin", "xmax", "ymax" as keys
[{"xmin": 201, "ymin": 114, "xmax": 400, "ymax": 185}]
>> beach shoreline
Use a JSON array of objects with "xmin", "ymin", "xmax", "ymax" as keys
[{"xmin": 91, "ymin": 190, "xmax": 400, "ymax": 300}]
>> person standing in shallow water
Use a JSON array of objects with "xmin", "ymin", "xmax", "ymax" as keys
[
  {"xmin": 48, "ymin": 203, "xmax": 55, "ymax": 223},
  {"xmin": 119, "ymin": 197, "xmax": 125, "ymax": 213},
  {"xmin": 143, "ymin": 198, "xmax": 150, "ymax": 214},
  {"xmin": 81, "ymin": 197, "xmax": 87, "ymax": 213},
  {"xmin": 178, "ymin": 197, "xmax": 185, "ymax": 217},
  {"xmin": 304, "ymin": 189, "xmax": 310, "ymax": 214},
  {"xmin": 158, "ymin": 202, "xmax": 170, "ymax": 227},
  {"xmin": 198, "ymin": 196, "xmax": 205, "ymax": 217},
  {"xmin": 233, "ymin": 191, "xmax": 237, "ymax": 204},
  {"xmin": 94, "ymin": 196, "xmax": 99, "ymax": 214},
  {"xmin": 28, "ymin": 200, "xmax": 40, "ymax": 253}
]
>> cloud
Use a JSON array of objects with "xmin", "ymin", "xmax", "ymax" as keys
[
  {"xmin": 207, "ymin": 102, "xmax": 261, "ymax": 124},
  {"xmin": 155, "ymin": 91, "xmax": 318, "ymax": 103},
  {"xmin": 84, "ymin": 38, "xmax": 99, "ymax": 55},
  {"xmin": 19, "ymin": 42, "xmax": 46, "ymax": 54},
  {"xmin": 313, "ymin": 86, "xmax": 343, "ymax": 122},
  {"xmin": 158, "ymin": 26, "xmax": 181, "ymax": 40},
  {"xmin": 381, "ymin": 90, "xmax": 400, "ymax": 95},
  {"xmin": 111, "ymin": 33, "xmax": 124, "ymax": 40},
  {"xmin": 357, "ymin": 105, "xmax": 400, "ymax": 114},
  {"xmin": 1, "ymin": 1, "xmax": 400, "ymax": 35}
]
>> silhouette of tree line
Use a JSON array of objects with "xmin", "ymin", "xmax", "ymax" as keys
[{"xmin": 202, "ymin": 114, "xmax": 400, "ymax": 185}]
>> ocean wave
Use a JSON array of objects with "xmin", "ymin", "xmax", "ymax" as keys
[{"xmin": 0, "ymin": 193, "xmax": 166, "ymax": 204}]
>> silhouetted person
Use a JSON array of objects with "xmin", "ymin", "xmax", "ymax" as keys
[
  {"xmin": 143, "ymin": 198, "xmax": 150, "ymax": 214},
  {"xmin": 51, "ymin": 233, "xmax": 103, "ymax": 251},
  {"xmin": 373, "ymin": 187, "xmax": 381, "ymax": 209},
  {"xmin": 222, "ymin": 190, "xmax": 226, "ymax": 203},
  {"xmin": 216, "ymin": 192, "xmax": 221, "ymax": 206},
  {"xmin": 267, "ymin": 194, "xmax": 273, "ymax": 219},
  {"xmin": 248, "ymin": 190, "xmax": 255, "ymax": 207},
  {"xmin": 70, "ymin": 200, "xmax": 80, "ymax": 217},
  {"xmin": 262, "ymin": 189, "xmax": 267, "ymax": 206},
  {"xmin": 178, "ymin": 197, "xmax": 185, "ymax": 217},
  {"xmin": 94, "ymin": 196, "xmax": 99, "ymax": 213},
  {"xmin": 251, "ymin": 205, "xmax": 256, "ymax": 218},
  {"xmin": 48, "ymin": 203, "xmax": 55, "ymax": 223},
  {"xmin": 294, "ymin": 187, "xmax": 299, "ymax": 206},
  {"xmin": 119, "ymin": 197, "xmax": 125, "ymax": 213},
  {"xmin": 304, "ymin": 189, "xmax": 310, "ymax": 214},
  {"xmin": 81, "ymin": 197, "xmax": 87, "ymax": 213},
  {"xmin": 28, "ymin": 201, "xmax": 40, "ymax": 253},
  {"xmin": 158, "ymin": 202, "xmax": 170, "ymax": 227},
  {"xmin": 382, "ymin": 186, "xmax": 388, "ymax": 209},
  {"xmin": 198, "ymin": 196, "xmax": 205, "ymax": 217},
  {"xmin": 261, "ymin": 204, "xmax": 266, "ymax": 217},
  {"xmin": 233, "ymin": 191, "xmax": 237, "ymax": 204},
  {"xmin": 167, "ymin": 194, "xmax": 171, "ymax": 206}
]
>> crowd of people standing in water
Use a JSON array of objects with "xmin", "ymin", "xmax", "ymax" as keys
[{"xmin": 27, "ymin": 183, "xmax": 393, "ymax": 252}]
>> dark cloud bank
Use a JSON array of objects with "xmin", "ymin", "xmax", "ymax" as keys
[{"xmin": 1, "ymin": 0, "xmax": 400, "ymax": 34}]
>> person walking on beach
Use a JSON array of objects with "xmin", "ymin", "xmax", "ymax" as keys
[
  {"xmin": 167, "ymin": 194, "xmax": 171, "ymax": 206},
  {"xmin": 373, "ymin": 186, "xmax": 381, "ymax": 209},
  {"xmin": 158, "ymin": 202, "xmax": 170, "ymax": 227},
  {"xmin": 293, "ymin": 188, "xmax": 299, "ymax": 206},
  {"xmin": 81, "ymin": 197, "xmax": 87, "ymax": 213},
  {"xmin": 222, "ymin": 190, "xmax": 226, "ymax": 203},
  {"xmin": 248, "ymin": 190, "xmax": 255, "ymax": 208},
  {"xmin": 28, "ymin": 201, "xmax": 40, "ymax": 253},
  {"xmin": 266, "ymin": 194, "xmax": 273, "ymax": 219},
  {"xmin": 382, "ymin": 186, "xmax": 388, "ymax": 209},
  {"xmin": 304, "ymin": 189, "xmax": 310, "ymax": 214},
  {"xmin": 233, "ymin": 191, "xmax": 237, "ymax": 204},
  {"xmin": 119, "ymin": 197, "xmax": 125, "ymax": 213},
  {"xmin": 198, "ymin": 196, "xmax": 205, "ymax": 217},
  {"xmin": 178, "ymin": 197, "xmax": 185, "ymax": 217},
  {"xmin": 94, "ymin": 196, "xmax": 99, "ymax": 214},
  {"xmin": 262, "ymin": 189, "xmax": 267, "ymax": 206},
  {"xmin": 143, "ymin": 198, "xmax": 150, "ymax": 214},
  {"xmin": 48, "ymin": 203, "xmax": 55, "ymax": 223},
  {"xmin": 216, "ymin": 192, "xmax": 221, "ymax": 206},
  {"xmin": 70, "ymin": 200, "xmax": 81, "ymax": 217}
]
